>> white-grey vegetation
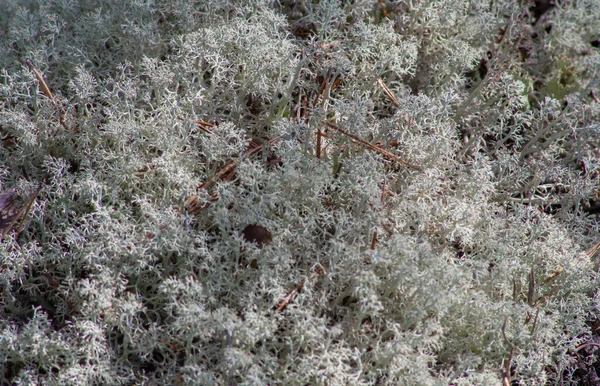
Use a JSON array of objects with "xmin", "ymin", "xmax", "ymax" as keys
[{"xmin": 1, "ymin": 0, "xmax": 600, "ymax": 384}]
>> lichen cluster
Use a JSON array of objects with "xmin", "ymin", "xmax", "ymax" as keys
[{"xmin": 1, "ymin": 0, "xmax": 600, "ymax": 384}]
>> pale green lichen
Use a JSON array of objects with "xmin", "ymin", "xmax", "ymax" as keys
[{"xmin": 1, "ymin": 0, "xmax": 600, "ymax": 384}]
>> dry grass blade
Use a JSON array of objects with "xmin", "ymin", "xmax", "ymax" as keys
[
  {"xmin": 0, "ymin": 189, "xmax": 38, "ymax": 240},
  {"xmin": 197, "ymin": 120, "xmax": 217, "ymax": 135},
  {"xmin": 194, "ymin": 137, "xmax": 281, "ymax": 191},
  {"xmin": 16, "ymin": 189, "xmax": 38, "ymax": 235},
  {"xmin": 323, "ymin": 122, "xmax": 422, "ymax": 171},
  {"xmin": 584, "ymin": 240, "xmax": 600, "ymax": 259},
  {"xmin": 26, "ymin": 60, "xmax": 54, "ymax": 101},
  {"xmin": 502, "ymin": 319, "xmax": 515, "ymax": 385},
  {"xmin": 540, "ymin": 267, "xmax": 563, "ymax": 286},
  {"xmin": 527, "ymin": 265, "xmax": 535, "ymax": 306},
  {"xmin": 377, "ymin": 78, "xmax": 399, "ymax": 107},
  {"xmin": 275, "ymin": 279, "xmax": 306, "ymax": 312},
  {"xmin": 276, "ymin": 265, "xmax": 326, "ymax": 312}
]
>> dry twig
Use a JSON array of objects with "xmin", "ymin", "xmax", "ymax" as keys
[
  {"xmin": 26, "ymin": 60, "xmax": 54, "ymax": 101},
  {"xmin": 377, "ymin": 78, "xmax": 399, "ymax": 107},
  {"xmin": 502, "ymin": 319, "xmax": 516, "ymax": 386},
  {"xmin": 323, "ymin": 122, "xmax": 422, "ymax": 171},
  {"xmin": 276, "ymin": 265, "xmax": 326, "ymax": 312}
]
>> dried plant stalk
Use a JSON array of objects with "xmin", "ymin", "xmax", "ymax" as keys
[
  {"xmin": 377, "ymin": 78, "xmax": 399, "ymax": 107},
  {"xmin": 26, "ymin": 60, "xmax": 54, "ymax": 101},
  {"xmin": 324, "ymin": 122, "xmax": 422, "ymax": 171}
]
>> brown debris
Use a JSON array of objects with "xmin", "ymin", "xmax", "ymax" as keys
[
  {"xmin": 241, "ymin": 224, "xmax": 272, "ymax": 248},
  {"xmin": 26, "ymin": 60, "xmax": 54, "ymax": 101},
  {"xmin": 276, "ymin": 265, "xmax": 327, "ymax": 312},
  {"xmin": 323, "ymin": 122, "xmax": 423, "ymax": 171},
  {"xmin": 0, "ymin": 188, "xmax": 38, "ymax": 241}
]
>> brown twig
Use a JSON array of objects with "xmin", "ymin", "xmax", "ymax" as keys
[
  {"xmin": 377, "ymin": 78, "xmax": 399, "ymax": 107},
  {"xmin": 323, "ymin": 122, "xmax": 422, "ymax": 171},
  {"xmin": 195, "ymin": 137, "xmax": 281, "ymax": 191},
  {"xmin": 584, "ymin": 240, "xmax": 600, "ymax": 259},
  {"xmin": 313, "ymin": 74, "xmax": 329, "ymax": 108},
  {"xmin": 380, "ymin": 221, "xmax": 393, "ymax": 236},
  {"xmin": 1, "ymin": 189, "xmax": 38, "ymax": 240},
  {"xmin": 502, "ymin": 319, "xmax": 516, "ymax": 386},
  {"xmin": 276, "ymin": 266, "xmax": 326, "ymax": 312},
  {"xmin": 540, "ymin": 267, "xmax": 563, "ymax": 286},
  {"xmin": 316, "ymin": 127, "xmax": 322, "ymax": 158},
  {"xmin": 296, "ymin": 90, "xmax": 304, "ymax": 121},
  {"xmin": 576, "ymin": 342, "xmax": 600, "ymax": 352},
  {"xmin": 501, "ymin": 369, "xmax": 511, "ymax": 386},
  {"xmin": 197, "ymin": 120, "xmax": 217, "ymax": 135},
  {"xmin": 25, "ymin": 60, "xmax": 54, "ymax": 101}
]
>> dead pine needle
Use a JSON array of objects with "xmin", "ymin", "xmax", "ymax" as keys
[
  {"xmin": 541, "ymin": 267, "xmax": 563, "ymax": 286},
  {"xmin": 194, "ymin": 137, "xmax": 281, "ymax": 192},
  {"xmin": 377, "ymin": 0, "xmax": 390, "ymax": 18},
  {"xmin": 197, "ymin": 120, "xmax": 217, "ymax": 136},
  {"xmin": 16, "ymin": 189, "xmax": 39, "ymax": 236},
  {"xmin": 377, "ymin": 78, "xmax": 399, "ymax": 107},
  {"xmin": 275, "ymin": 279, "xmax": 306, "ymax": 312},
  {"xmin": 316, "ymin": 128, "xmax": 322, "ymax": 158},
  {"xmin": 276, "ymin": 266, "xmax": 326, "ymax": 312},
  {"xmin": 370, "ymin": 229, "xmax": 378, "ymax": 250},
  {"xmin": 584, "ymin": 239, "xmax": 600, "ymax": 259},
  {"xmin": 26, "ymin": 60, "xmax": 54, "ymax": 101},
  {"xmin": 0, "ymin": 189, "xmax": 39, "ymax": 241},
  {"xmin": 323, "ymin": 122, "xmax": 423, "ymax": 171}
]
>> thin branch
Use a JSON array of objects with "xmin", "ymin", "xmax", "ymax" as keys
[
  {"xmin": 576, "ymin": 342, "xmax": 600, "ymax": 352},
  {"xmin": 584, "ymin": 240, "xmax": 600, "ymax": 260},
  {"xmin": 276, "ymin": 266, "xmax": 326, "ymax": 312},
  {"xmin": 196, "ymin": 137, "xmax": 281, "ymax": 191},
  {"xmin": 502, "ymin": 319, "xmax": 515, "ymax": 386},
  {"xmin": 377, "ymin": 78, "xmax": 399, "ymax": 107},
  {"xmin": 540, "ymin": 267, "xmax": 563, "ymax": 286},
  {"xmin": 323, "ymin": 122, "xmax": 422, "ymax": 171},
  {"xmin": 197, "ymin": 120, "xmax": 217, "ymax": 136},
  {"xmin": 26, "ymin": 60, "xmax": 54, "ymax": 101}
]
